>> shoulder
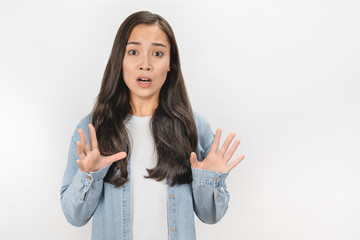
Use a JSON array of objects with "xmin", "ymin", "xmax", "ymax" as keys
[
  {"xmin": 193, "ymin": 111, "xmax": 207, "ymax": 126},
  {"xmin": 77, "ymin": 113, "xmax": 92, "ymax": 129},
  {"xmin": 193, "ymin": 111, "xmax": 212, "ymax": 136},
  {"xmin": 193, "ymin": 111, "xmax": 214, "ymax": 160},
  {"xmin": 71, "ymin": 113, "xmax": 92, "ymax": 142}
]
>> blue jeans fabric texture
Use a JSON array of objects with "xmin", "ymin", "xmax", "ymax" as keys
[{"xmin": 60, "ymin": 112, "xmax": 230, "ymax": 240}]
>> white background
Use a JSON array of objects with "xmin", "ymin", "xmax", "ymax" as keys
[{"xmin": 0, "ymin": 0, "xmax": 359, "ymax": 239}]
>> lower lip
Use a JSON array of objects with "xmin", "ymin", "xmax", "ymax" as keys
[{"xmin": 137, "ymin": 80, "xmax": 152, "ymax": 88}]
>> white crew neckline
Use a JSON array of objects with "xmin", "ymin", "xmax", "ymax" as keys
[{"xmin": 130, "ymin": 114, "xmax": 152, "ymax": 119}]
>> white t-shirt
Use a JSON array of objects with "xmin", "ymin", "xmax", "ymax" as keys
[{"xmin": 126, "ymin": 115, "xmax": 168, "ymax": 240}]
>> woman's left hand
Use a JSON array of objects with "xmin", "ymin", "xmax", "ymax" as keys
[{"xmin": 190, "ymin": 129, "xmax": 245, "ymax": 173}]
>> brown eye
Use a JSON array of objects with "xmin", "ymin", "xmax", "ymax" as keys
[
  {"xmin": 129, "ymin": 50, "xmax": 138, "ymax": 55},
  {"xmin": 153, "ymin": 51, "xmax": 163, "ymax": 57}
]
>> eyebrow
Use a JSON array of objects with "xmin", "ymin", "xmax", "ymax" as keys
[{"xmin": 127, "ymin": 41, "xmax": 167, "ymax": 48}]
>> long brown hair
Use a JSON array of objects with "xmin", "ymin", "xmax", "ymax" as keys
[{"xmin": 92, "ymin": 11, "xmax": 198, "ymax": 187}]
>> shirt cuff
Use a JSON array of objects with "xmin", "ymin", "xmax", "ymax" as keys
[
  {"xmin": 76, "ymin": 164, "xmax": 112, "ymax": 186},
  {"xmin": 192, "ymin": 168, "xmax": 229, "ymax": 188}
]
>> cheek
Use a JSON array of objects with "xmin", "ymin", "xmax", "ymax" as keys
[
  {"xmin": 158, "ymin": 60, "xmax": 170, "ymax": 77},
  {"xmin": 157, "ymin": 67, "xmax": 169, "ymax": 84},
  {"xmin": 122, "ymin": 58, "xmax": 135, "ymax": 79},
  {"xmin": 122, "ymin": 59, "xmax": 130, "ymax": 73}
]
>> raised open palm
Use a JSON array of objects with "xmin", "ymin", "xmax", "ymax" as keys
[
  {"xmin": 190, "ymin": 129, "xmax": 245, "ymax": 173},
  {"xmin": 76, "ymin": 124, "xmax": 127, "ymax": 174}
]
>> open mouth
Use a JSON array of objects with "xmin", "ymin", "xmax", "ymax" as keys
[
  {"xmin": 137, "ymin": 77, "xmax": 151, "ymax": 83},
  {"xmin": 136, "ymin": 76, "xmax": 152, "ymax": 87}
]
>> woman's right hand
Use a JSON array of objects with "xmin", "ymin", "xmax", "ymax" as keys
[{"xmin": 76, "ymin": 124, "xmax": 127, "ymax": 174}]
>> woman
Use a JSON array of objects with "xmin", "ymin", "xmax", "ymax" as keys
[{"xmin": 60, "ymin": 11, "xmax": 245, "ymax": 240}]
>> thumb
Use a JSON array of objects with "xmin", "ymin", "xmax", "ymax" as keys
[
  {"xmin": 103, "ymin": 151, "xmax": 127, "ymax": 165},
  {"xmin": 189, "ymin": 152, "xmax": 198, "ymax": 167}
]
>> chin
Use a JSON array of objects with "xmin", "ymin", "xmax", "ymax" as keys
[{"xmin": 133, "ymin": 91, "xmax": 159, "ymax": 100}]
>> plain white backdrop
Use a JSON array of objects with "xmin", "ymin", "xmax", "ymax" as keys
[{"xmin": 0, "ymin": 0, "xmax": 359, "ymax": 239}]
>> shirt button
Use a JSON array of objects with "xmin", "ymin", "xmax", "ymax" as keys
[
  {"xmin": 216, "ymin": 177, "xmax": 220, "ymax": 182},
  {"xmin": 87, "ymin": 177, "xmax": 92, "ymax": 180},
  {"xmin": 169, "ymin": 195, "xmax": 174, "ymax": 199},
  {"xmin": 172, "ymin": 227, "xmax": 176, "ymax": 231}
]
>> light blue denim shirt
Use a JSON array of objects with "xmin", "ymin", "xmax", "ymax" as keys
[{"xmin": 60, "ymin": 112, "xmax": 230, "ymax": 240}]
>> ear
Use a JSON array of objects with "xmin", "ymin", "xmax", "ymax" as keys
[{"xmin": 168, "ymin": 66, "xmax": 170, "ymax": 72}]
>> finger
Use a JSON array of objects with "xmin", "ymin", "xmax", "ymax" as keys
[
  {"xmin": 76, "ymin": 141, "xmax": 85, "ymax": 160},
  {"xmin": 209, "ymin": 129, "xmax": 222, "ymax": 154},
  {"xmin": 189, "ymin": 152, "xmax": 199, "ymax": 168},
  {"xmin": 102, "ymin": 151, "xmax": 127, "ymax": 166},
  {"xmin": 226, "ymin": 154, "xmax": 245, "ymax": 172},
  {"xmin": 88, "ymin": 124, "xmax": 98, "ymax": 150},
  {"xmin": 78, "ymin": 128, "xmax": 90, "ymax": 154},
  {"xmin": 224, "ymin": 139, "xmax": 241, "ymax": 163},
  {"xmin": 218, "ymin": 132, "xmax": 236, "ymax": 157}
]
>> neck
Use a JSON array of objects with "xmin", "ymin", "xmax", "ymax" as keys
[{"xmin": 130, "ymin": 94, "xmax": 159, "ymax": 117}]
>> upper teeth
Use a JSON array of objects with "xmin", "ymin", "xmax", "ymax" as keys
[{"xmin": 139, "ymin": 78, "xmax": 149, "ymax": 81}]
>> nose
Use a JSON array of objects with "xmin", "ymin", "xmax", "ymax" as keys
[
  {"xmin": 139, "ymin": 55, "xmax": 151, "ymax": 71},
  {"xmin": 139, "ymin": 66, "xmax": 151, "ymax": 71}
]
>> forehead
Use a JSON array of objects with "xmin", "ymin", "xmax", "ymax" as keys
[{"xmin": 127, "ymin": 24, "xmax": 169, "ymax": 45}]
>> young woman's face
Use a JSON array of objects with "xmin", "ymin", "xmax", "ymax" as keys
[{"xmin": 122, "ymin": 24, "xmax": 170, "ymax": 103}]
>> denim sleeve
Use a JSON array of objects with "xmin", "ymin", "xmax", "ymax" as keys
[
  {"xmin": 192, "ymin": 112, "xmax": 230, "ymax": 224},
  {"xmin": 60, "ymin": 115, "xmax": 110, "ymax": 227},
  {"xmin": 192, "ymin": 168, "xmax": 230, "ymax": 224}
]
